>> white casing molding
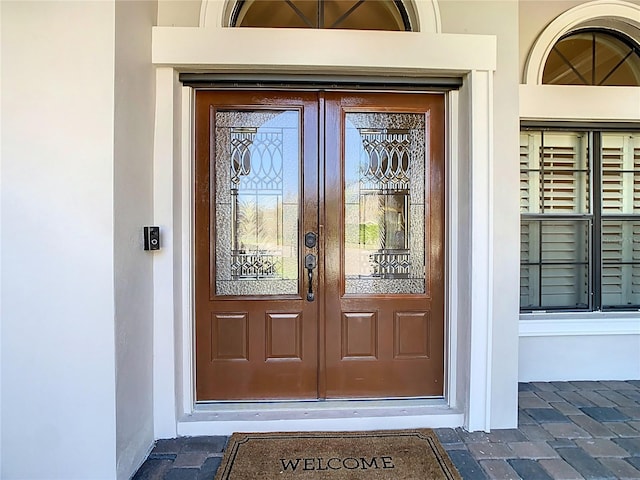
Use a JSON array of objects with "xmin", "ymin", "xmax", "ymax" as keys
[
  {"xmin": 466, "ymin": 70, "xmax": 495, "ymax": 432},
  {"xmin": 180, "ymin": 85, "xmax": 195, "ymax": 419},
  {"xmin": 152, "ymin": 28, "xmax": 495, "ymax": 72},
  {"xmin": 152, "ymin": 67, "xmax": 181, "ymax": 439}
]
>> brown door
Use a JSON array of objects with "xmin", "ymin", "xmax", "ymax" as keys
[
  {"xmin": 323, "ymin": 93, "xmax": 445, "ymax": 398},
  {"xmin": 195, "ymin": 90, "xmax": 444, "ymax": 401}
]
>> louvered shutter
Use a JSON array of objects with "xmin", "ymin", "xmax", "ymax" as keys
[
  {"xmin": 520, "ymin": 133, "xmax": 538, "ymax": 307},
  {"xmin": 520, "ymin": 132, "xmax": 590, "ymax": 309},
  {"xmin": 601, "ymin": 134, "xmax": 640, "ymax": 308},
  {"xmin": 541, "ymin": 133, "xmax": 589, "ymax": 214},
  {"xmin": 635, "ymin": 144, "xmax": 640, "ymax": 303}
]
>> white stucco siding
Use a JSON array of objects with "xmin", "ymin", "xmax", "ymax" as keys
[
  {"xmin": 114, "ymin": 1, "xmax": 158, "ymax": 479},
  {"xmin": 520, "ymin": 334, "xmax": 640, "ymax": 381},
  {"xmin": 157, "ymin": 0, "xmax": 201, "ymax": 27},
  {"xmin": 1, "ymin": 1, "xmax": 117, "ymax": 479}
]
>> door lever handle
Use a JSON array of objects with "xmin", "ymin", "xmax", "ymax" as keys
[{"xmin": 305, "ymin": 254, "xmax": 316, "ymax": 302}]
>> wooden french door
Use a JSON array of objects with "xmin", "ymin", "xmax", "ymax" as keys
[{"xmin": 194, "ymin": 90, "xmax": 444, "ymax": 401}]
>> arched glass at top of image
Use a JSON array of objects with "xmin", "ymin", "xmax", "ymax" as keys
[
  {"xmin": 543, "ymin": 29, "xmax": 640, "ymax": 86},
  {"xmin": 230, "ymin": 0, "xmax": 412, "ymax": 31}
]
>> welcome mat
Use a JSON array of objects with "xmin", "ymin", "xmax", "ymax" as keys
[{"xmin": 214, "ymin": 430, "xmax": 462, "ymax": 479}]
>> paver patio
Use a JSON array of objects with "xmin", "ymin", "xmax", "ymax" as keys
[{"xmin": 132, "ymin": 381, "xmax": 640, "ymax": 479}]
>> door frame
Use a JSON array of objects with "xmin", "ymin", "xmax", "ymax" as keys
[
  {"xmin": 151, "ymin": 26, "xmax": 501, "ymax": 436},
  {"xmin": 193, "ymin": 90, "xmax": 447, "ymax": 402}
]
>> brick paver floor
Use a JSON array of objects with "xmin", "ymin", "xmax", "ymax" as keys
[{"xmin": 132, "ymin": 381, "xmax": 640, "ymax": 479}]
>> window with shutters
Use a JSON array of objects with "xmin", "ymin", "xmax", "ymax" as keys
[{"xmin": 520, "ymin": 129, "xmax": 640, "ymax": 311}]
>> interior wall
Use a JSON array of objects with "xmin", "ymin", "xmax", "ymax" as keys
[
  {"xmin": 1, "ymin": 1, "xmax": 118, "ymax": 478},
  {"xmin": 440, "ymin": 0, "xmax": 521, "ymax": 429},
  {"xmin": 114, "ymin": 1, "xmax": 157, "ymax": 479}
]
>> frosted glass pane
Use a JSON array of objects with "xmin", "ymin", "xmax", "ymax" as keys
[
  {"xmin": 214, "ymin": 110, "xmax": 300, "ymax": 296},
  {"xmin": 343, "ymin": 112, "xmax": 425, "ymax": 295}
]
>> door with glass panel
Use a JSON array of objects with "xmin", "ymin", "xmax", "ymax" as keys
[
  {"xmin": 194, "ymin": 90, "xmax": 444, "ymax": 401},
  {"xmin": 323, "ymin": 93, "xmax": 445, "ymax": 398}
]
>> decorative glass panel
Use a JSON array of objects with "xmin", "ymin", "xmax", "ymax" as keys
[
  {"xmin": 214, "ymin": 110, "xmax": 300, "ymax": 296},
  {"xmin": 344, "ymin": 113, "xmax": 425, "ymax": 295}
]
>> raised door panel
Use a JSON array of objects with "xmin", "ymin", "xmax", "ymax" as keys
[
  {"xmin": 266, "ymin": 312, "xmax": 303, "ymax": 360},
  {"xmin": 394, "ymin": 311, "xmax": 430, "ymax": 359},
  {"xmin": 341, "ymin": 312, "xmax": 378, "ymax": 359},
  {"xmin": 212, "ymin": 313, "xmax": 248, "ymax": 361}
]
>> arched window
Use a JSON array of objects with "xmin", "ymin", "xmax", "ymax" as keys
[
  {"xmin": 542, "ymin": 29, "xmax": 640, "ymax": 86},
  {"xmin": 230, "ymin": 0, "xmax": 412, "ymax": 31}
]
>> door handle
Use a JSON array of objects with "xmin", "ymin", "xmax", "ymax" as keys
[{"xmin": 305, "ymin": 253, "xmax": 316, "ymax": 302}]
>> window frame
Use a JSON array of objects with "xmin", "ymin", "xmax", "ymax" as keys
[{"xmin": 520, "ymin": 121, "xmax": 640, "ymax": 313}]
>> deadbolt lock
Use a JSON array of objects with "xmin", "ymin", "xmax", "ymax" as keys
[{"xmin": 305, "ymin": 232, "xmax": 317, "ymax": 248}]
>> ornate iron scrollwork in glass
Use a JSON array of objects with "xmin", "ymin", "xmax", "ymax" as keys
[
  {"xmin": 214, "ymin": 111, "xmax": 300, "ymax": 296},
  {"xmin": 344, "ymin": 113, "xmax": 426, "ymax": 294}
]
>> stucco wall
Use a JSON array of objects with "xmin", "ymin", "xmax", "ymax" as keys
[
  {"xmin": 1, "ymin": 1, "xmax": 118, "ymax": 478},
  {"xmin": 158, "ymin": 0, "xmax": 201, "ymax": 26},
  {"xmin": 1, "ymin": 1, "xmax": 158, "ymax": 479},
  {"xmin": 520, "ymin": 335, "xmax": 640, "ymax": 381},
  {"xmin": 114, "ymin": 1, "xmax": 157, "ymax": 478}
]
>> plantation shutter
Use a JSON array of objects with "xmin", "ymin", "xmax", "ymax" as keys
[
  {"xmin": 520, "ymin": 131, "xmax": 590, "ymax": 309},
  {"xmin": 520, "ymin": 133, "xmax": 538, "ymax": 307},
  {"xmin": 601, "ymin": 133, "xmax": 640, "ymax": 308}
]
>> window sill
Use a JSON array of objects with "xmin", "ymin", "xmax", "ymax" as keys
[{"xmin": 519, "ymin": 311, "xmax": 640, "ymax": 337}]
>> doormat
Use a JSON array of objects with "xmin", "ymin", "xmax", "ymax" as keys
[{"xmin": 214, "ymin": 430, "xmax": 462, "ymax": 479}]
